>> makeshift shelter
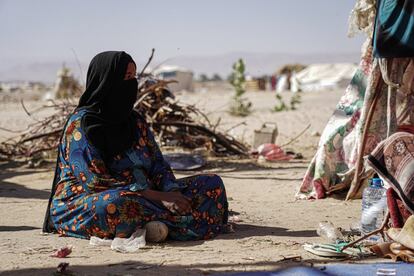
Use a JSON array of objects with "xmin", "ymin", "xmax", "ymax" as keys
[
  {"xmin": 153, "ymin": 65, "xmax": 194, "ymax": 92},
  {"xmin": 275, "ymin": 74, "xmax": 290, "ymax": 93},
  {"xmin": 290, "ymin": 63, "xmax": 358, "ymax": 92},
  {"xmin": 245, "ymin": 76, "xmax": 266, "ymax": 91},
  {"xmin": 297, "ymin": 0, "xmax": 414, "ymax": 200},
  {"xmin": 275, "ymin": 64, "xmax": 306, "ymax": 93},
  {"xmin": 53, "ymin": 66, "xmax": 81, "ymax": 99}
]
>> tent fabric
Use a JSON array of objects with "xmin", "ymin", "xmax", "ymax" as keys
[
  {"xmin": 297, "ymin": 42, "xmax": 414, "ymax": 200},
  {"xmin": 153, "ymin": 65, "xmax": 194, "ymax": 92},
  {"xmin": 291, "ymin": 63, "xmax": 358, "ymax": 92},
  {"xmin": 275, "ymin": 74, "xmax": 290, "ymax": 93},
  {"xmin": 368, "ymin": 132, "xmax": 414, "ymax": 214},
  {"xmin": 373, "ymin": 0, "xmax": 414, "ymax": 58}
]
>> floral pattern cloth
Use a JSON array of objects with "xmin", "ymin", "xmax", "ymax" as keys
[
  {"xmin": 368, "ymin": 132, "xmax": 414, "ymax": 215},
  {"xmin": 297, "ymin": 43, "xmax": 414, "ymax": 200},
  {"xmin": 48, "ymin": 108, "xmax": 228, "ymax": 240}
]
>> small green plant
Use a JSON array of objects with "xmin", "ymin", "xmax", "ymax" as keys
[
  {"xmin": 229, "ymin": 59, "xmax": 252, "ymax": 116},
  {"xmin": 290, "ymin": 92, "xmax": 301, "ymax": 110},
  {"xmin": 273, "ymin": 92, "xmax": 302, "ymax": 112},
  {"xmin": 273, "ymin": 94, "xmax": 288, "ymax": 112}
]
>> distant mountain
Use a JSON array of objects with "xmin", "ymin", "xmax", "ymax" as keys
[
  {"xmin": 0, "ymin": 52, "xmax": 361, "ymax": 83},
  {"xmin": 0, "ymin": 61, "xmax": 87, "ymax": 84},
  {"xmin": 170, "ymin": 52, "xmax": 361, "ymax": 78}
]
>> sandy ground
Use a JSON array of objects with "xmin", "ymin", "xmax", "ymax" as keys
[{"xmin": 0, "ymin": 89, "xmax": 385, "ymax": 275}]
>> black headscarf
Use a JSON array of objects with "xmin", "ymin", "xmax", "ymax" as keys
[
  {"xmin": 42, "ymin": 51, "xmax": 138, "ymax": 233},
  {"xmin": 77, "ymin": 51, "xmax": 138, "ymax": 159}
]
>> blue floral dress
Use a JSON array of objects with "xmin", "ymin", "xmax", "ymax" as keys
[{"xmin": 48, "ymin": 108, "xmax": 229, "ymax": 240}]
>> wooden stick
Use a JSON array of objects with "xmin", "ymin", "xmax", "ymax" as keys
[
  {"xmin": 0, "ymin": 126, "xmax": 28, "ymax": 133},
  {"xmin": 153, "ymin": 121, "xmax": 249, "ymax": 156},
  {"xmin": 278, "ymin": 255, "xmax": 302, "ymax": 262},
  {"xmin": 71, "ymin": 48, "xmax": 85, "ymax": 87},
  {"xmin": 340, "ymin": 211, "xmax": 390, "ymax": 251},
  {"xmin": 18, "ymin": 129, "xmax": 63, "ymax": 144},
  {"xmin": 280, "ymin": 124, "xmax": 311, "ymax": 148},
  {"xmin": 20, "ymin": 99, "xmax": 41, "ymax": 122},
  {"xmin": 138, "ymin": 48, "xmax": 155, "ymax": 78},
  {"xmin": 224, "ymin": 121, "xmax": 245, "ymax": 133},
  {"xmin": 346, "ymin": 80, "xmax": 383, "ymax": 200}
]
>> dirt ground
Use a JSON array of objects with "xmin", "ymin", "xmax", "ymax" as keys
[{"xmin": 0, "ymin": 89, "xmax": 386, "ymax": 275}]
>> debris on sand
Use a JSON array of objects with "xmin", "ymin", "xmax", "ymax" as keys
[{"xmin": 50, "ymin": 245, "xmax": 73, "ymax": 258}]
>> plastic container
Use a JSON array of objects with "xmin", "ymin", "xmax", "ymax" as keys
[
  {"xmin": 361, "ymin": 178, "xmax": 388, "ymax": 241},
  {"xmin": 316, "ymin": 221, "xmax": 345, "ymax": 243},
  {"xmin": 89, "ymin": 237, "xmax": 113, "ymax": 246},
  {"xmin": 111, "ymin": 228, "xmax": 146, "ymax": 253},
  {"xmin": 90, "ymin": 229, "xmax": 147, "ymax": 253}
]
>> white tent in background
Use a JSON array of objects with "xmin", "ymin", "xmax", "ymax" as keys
[
  {"xmin": 153, "ymin": 65, "xmax": 194, "ymax": 92},
  {"xmin": 276, "ymin": 74, "xmax": 290, "ymax": 93},
  {"xmin": 290, "ymin": 63, "xmax": 358, "ymax": 92}
]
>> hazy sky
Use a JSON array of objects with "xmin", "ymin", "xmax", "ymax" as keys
[{"xmin": 1, "ymin": 0, "xmax": 365, "ymax": 66}]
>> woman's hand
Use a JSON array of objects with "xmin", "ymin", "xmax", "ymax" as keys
[
  {"xmin": 160, "ymin": 192, "xmax": 192, "ymax": 215},
  {"xmin": 140, "ymin": 190, "xmax": 192, "ymax": 215}
]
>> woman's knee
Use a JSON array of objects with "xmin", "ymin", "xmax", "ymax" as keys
[
  {"xmin": 207, "ymin": 174, "xmax": 225, "ymax": 190},
  {"xmin": 94, "ymin": 192, "xmax": 129, "ymax": 218}
]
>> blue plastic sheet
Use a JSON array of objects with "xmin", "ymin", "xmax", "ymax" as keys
[{"xmin": 224, "ymin": 262, "xmax": 414, "ymax": 276}]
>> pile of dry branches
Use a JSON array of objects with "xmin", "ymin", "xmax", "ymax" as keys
[
  {"xmin": 137, "ymin": 78, "xmax": 249, "ymax": 156},
  {"xmin": 0, "ymin": 99, "xmax": 75, "ymax": 159},
  {"xmin": 0, "ymin": 78, "xmax": 249, "ymax": 160}
]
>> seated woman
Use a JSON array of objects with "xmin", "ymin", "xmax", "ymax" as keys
[{"xmin": 42, "ymin": 51, "xmax": 229, "ymax": 241}]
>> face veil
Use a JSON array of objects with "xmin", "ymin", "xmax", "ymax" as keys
[{"xmin": 77, "ymin": 51, "xmax": 138, "ymax": 159}]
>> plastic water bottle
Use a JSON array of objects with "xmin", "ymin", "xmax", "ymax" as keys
[
  {"xmin": 361, "ymin": 178, "xmax": 387, "ymax": 240},
  {"xmin": 316, "ymin": 221, "xmax": 345, "ymax": 243}
]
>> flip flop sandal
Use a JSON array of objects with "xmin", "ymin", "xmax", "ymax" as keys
[
  {"xmin": 304, "ymin": 243, "xmax": 349, "ymax": 258},
  {"xmin": 304, "ymin": 243, "xmax": 368, "ymax": 258}
]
